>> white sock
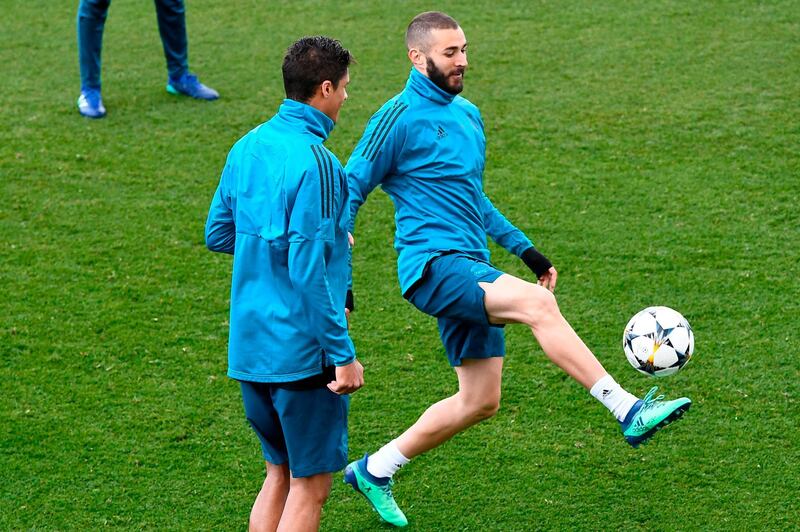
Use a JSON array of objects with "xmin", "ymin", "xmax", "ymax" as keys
[
  {"xmin": 590, "ymin": 374, "xmax": 639, "ymax": 422},
  {"xmin": 366, "ymin": 440, "xmax": 410, "ymax": 479}
]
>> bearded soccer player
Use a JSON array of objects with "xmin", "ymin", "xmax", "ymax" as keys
[
  {"xmin": 342, "ymin": 11, "xmax": 692, "ymax": 527},
  {"xmin": 205, "ymin": 36, "xmax": 363, "ymax": 532}
]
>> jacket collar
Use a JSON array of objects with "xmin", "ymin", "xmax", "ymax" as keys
[
  {"xmin": 406, "ymin": 67, "xmax": 456, "ymax": 105},
  {"xmin": 277, "ymin": 98, "xmax": 335, "ymax": 140}
]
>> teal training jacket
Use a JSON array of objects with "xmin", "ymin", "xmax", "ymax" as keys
[
  {"xmin": 206, "ymin": 99, "xmax": 355, "ymax": 383},
  {"xmin": 346, "ymin": 67, "xmax": 535, "ymax": 296}
]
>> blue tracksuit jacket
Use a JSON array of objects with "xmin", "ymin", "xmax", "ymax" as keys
[
  {"xmin": 346, "ymin": 67, "xmax": 535, "ymax": 295},
  {"xmin": 206, "ymin": 99, "xmax": 355, "ymax": 383}
]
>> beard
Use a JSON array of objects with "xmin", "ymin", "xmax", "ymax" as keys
[{"xmin": 425, "ymin": 56, "xmax": 465, "ymax": 95}]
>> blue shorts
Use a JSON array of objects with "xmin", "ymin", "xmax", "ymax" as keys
[
  {"xmin": 239, "ymin": 376, "xmax": 349, "ymax": 478},
  {"xmin": 405, "ymin": 253, "xmax": 506, "ymax": 367}
]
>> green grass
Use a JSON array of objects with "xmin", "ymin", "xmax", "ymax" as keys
[{"xmin": 1, "ymin": 0, "xmax": 798, "ymax": 529}]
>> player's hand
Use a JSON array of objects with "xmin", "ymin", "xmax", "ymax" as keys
[
  {"xmin": 521, "ymin": 247, "xmax": 553, "ymax": 289},
  {"xmin": 345, "ymin": 308, "xmax": 351, "ymax": 329},
  {"xmin": 327, "ymin": 359, "xmax": 364, "ymax": 395},
  {"xmin": 537, "ymin": 266, "xmax": 558, "ymax": 292},
  {"xmin": 348, "ymin": 232, "xmax": 355, "ymax": 248}
]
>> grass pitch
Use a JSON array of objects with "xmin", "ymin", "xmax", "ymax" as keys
[{"xmin": 1, "ymin": 0, "xmax": 798, "ymax": 529}]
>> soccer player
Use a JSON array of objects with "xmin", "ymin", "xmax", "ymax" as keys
[
  {"xmin": 76, "ymin": 0, "xmax": 219, "ymax": 118},
  {"xmin": 205, "ymin": 36, "xmax": 362, "ymax": 532},
  {"xmin": 342, "ymin": 11, "xmax": 691, "ymax": 527}
]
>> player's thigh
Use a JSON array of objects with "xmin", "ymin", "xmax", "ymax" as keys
[{"xmin": 480, "ymin": 273, "xmax": 555, "ymax": 325}]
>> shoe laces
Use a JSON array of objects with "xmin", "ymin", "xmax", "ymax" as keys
[
  {"xmin": 640, "ymin": 386, "xmax": 665, "ymax": 410},
  {"xmin": 370, "ymin": 478, "xmax": 396, "ymax": 502},
  {"xmin": 181, "ymin": 73, "xmax": 199, "ymax": 87},
  {"xmin": 380, "ymin": 478, "xmax": 395, "ymax": 495},
  {"xmin": 81, "ymin": 88, "xmax": 102, "ymax": 106}
]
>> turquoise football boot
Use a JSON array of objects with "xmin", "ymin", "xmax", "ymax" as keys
[
  {"xmin": 621, "ymin": 386, "xmax": 691, "ymax": 447},
  {"xmin": 344, "ymin": 455, "xmax": 408, "ymax": 527}
]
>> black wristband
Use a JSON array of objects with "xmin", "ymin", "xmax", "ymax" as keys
[
  {"xmin": 345, "ymin": 289, "xmax": 355, "ymax": 312},
  {"xmin": 521, "ymin": 247, "xmax": 552, "ymax": 278}
]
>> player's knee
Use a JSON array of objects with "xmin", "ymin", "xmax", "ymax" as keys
[
  {"xmin": 478, "ymin": 399, "xmax": 501, "ymax": 420},
  {"xmin": 290, "ymin": 474, "xmax": 332, "ymax": 505},
  {"xmin": 521, "ymin": 284, "xmax": 559, "ymax": 327},
  {"xmin": 264, "ymin": 462, "xmax": 289, "ymax": 487},
  {"xmin": 463, "ymin": 395, "xmax": 501, "ymax": 421}
]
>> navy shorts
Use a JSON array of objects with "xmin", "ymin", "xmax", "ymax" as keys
[
  {"xmin": 239, "ymin": 373, "xmax": 349, "ymax": 478},
  {"xmin": 406, "ymin": 253, "xmax": 506, "ymax": 367}
]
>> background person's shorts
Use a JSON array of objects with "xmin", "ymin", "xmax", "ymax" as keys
[
  {"xmin": 405, "ymin": 252, "xmax": 506, "ymax": 367},
  {"xmin": 239, "ymin": 376, "xmax": 349, "ymax": 478}
]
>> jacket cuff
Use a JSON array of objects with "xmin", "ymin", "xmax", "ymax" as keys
[{"xmin": 333, "ymin": 354, "xmax": 356, "ymax": 367}]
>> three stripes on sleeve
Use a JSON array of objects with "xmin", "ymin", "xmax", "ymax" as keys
[
  {"xmin": 310, "ymin": 144, "xmax": 345, "ymax": 219},
  {"xmin": 309, "ymin": 100, "xmax": 407, "ymax": 220},
  {"xmin": 362, "ymin": 101, "xmax": 408, "ymax": 162}
]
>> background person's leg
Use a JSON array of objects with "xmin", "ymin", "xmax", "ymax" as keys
[
  {"xmin": 156, "ymin": 0, "xmax": 218, "ymax": 99},
  {"xmin": 249, "ymin": 462, "xmax": 289, "ymax": 532},
  {"xmin": 153, "ymin": 0, "xmax": 188, "ymax": 80},
  {"xmin": 77, "ymin": 0, "xmax": 110, "ymax": 90},
  {"xmin": 76, "ymin": 0, "xmax": 110, "ymax": 117}
]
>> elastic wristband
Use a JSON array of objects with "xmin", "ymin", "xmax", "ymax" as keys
[
  {"xmin": 521, "ymin": 247, "xmax": 552, "ymax": 277},
  {"xmin": 345, "ymin": 289, "xmax": 355, "ymax": 312}
]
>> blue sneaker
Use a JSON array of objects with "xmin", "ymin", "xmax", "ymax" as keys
[
  {"xmin": 166, "ymin": 73, "xmax": 219, "ymax": 100},
  {"xmin": 77, "ymin": 88, "xmax": 106, "ymax": 118},
  {"xmin": 621, "ymin": 386, "xmax": 691, "ymax": 448},
  {"xmin": 344, "ymin": 454, "xmax": 408, "ymax": 527}
]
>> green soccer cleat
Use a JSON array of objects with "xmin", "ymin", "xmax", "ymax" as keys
[
  {"xmin": 621, "ymin": 386, "xmax": 691, "ymax": 448},
  {"xmin": 344, "ymin": 455, "xmax": 408, "ymax": 527}
]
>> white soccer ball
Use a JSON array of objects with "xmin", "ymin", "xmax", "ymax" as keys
[{"xmin": 623, "ymin": 306, "xmax": 694, "ymax": 377}]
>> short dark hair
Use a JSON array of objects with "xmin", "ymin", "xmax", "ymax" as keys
[
  {"xmin": 282, "ymin": 36, "xmax": 353, "ymax": 102},
  {"xmin": 405, "ymin": 11, "xmax": 460, "ymax": 51}
]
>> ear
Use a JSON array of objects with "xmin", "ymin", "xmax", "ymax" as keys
[
  {"xmin": 320, "ymin": 80, "xmax": 334, "ymax": 98},
  {"xmin": 408, "ymin": 48, "xmax": 425, "ymax": 68}
]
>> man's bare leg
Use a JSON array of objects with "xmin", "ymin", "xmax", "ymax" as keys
[
  {"xmin": 394, "ymin": 357, "xmax": 503, "ymax": 458},
  {"xmin": 343, "ymin": 273, "xmax": 690, "ymax": 527},
  {"xmin": 277, "ymin": 473, "xmax": 333, "ymax": 532},
  {"xmin": 480, "ymin": 274, "xmax": 607, "ymax": 389},
  {"xmin": 342, "ymin": 358, "xmax": 503, "ymax": 527},
  {"xmin": 249, "ymin": 462, "xmax": 289, "ymax": 532},
  {"xmin": 480, "ymin": 273, "xmax": 646, "ymax": 425}
]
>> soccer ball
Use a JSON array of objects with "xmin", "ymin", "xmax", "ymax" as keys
[{"xmin": 623, "ymin": 306, "xmax": 694, "ymax": 377}]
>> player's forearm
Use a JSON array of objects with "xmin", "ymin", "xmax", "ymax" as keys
[{"xmin": 482, "ymin": 196, "xmax": 533, "ymax": 255}]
